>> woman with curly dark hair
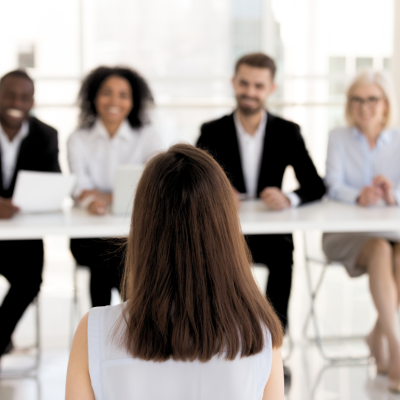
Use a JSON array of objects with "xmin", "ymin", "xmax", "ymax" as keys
[{"xmin": 68, "ymin": 66, "xmax": 163, "ymax": 307}]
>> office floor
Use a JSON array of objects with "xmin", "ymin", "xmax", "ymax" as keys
[{"xmin": 0, "ymin": 233, "xmax": 398, "ymax": 400}]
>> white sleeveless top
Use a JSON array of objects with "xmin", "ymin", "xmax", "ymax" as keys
[{"xmin": 88, "ymin": 303, "xmax": 273, "ymax": 400}]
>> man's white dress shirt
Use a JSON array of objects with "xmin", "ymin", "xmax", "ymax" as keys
[
  {"xmin": 0, "ymin": 121, "xmax": 29, "ymax": 190},
  {"xmin": 68, "ymin": 119, "xmax": 164, "ymax": 197},
  {"xmin": 233, "ymin": 111, "xmax": 300, "ymax": 206}
]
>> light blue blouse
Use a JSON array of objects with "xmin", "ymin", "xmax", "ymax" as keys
[{"xmin": 325, "ymin": 126, "xmax": 400, "ymax": 204}]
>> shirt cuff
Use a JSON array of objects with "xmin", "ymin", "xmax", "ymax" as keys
[
  {"xmin": 76, "ymin": 194, "xmax": 97, "ymax": 209},
  {"xmin": 286, "ymin": 192, "xmax": 301, "ymax": 208},
  {"xmin": 329, "ymin": 186, "xmax": 360, "ymax": 204},
  {"xmin": 394, "ymin": 189, "xmax": 400, "ymax": 206}
]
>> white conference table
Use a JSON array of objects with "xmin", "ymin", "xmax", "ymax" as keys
[{"xmin": 1, "ymin": 200, "xmax": 400, "ymax": 240}]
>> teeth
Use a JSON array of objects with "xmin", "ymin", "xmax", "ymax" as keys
[
  {"xmin": 107, "ymin": 107, "xmax": 120, "ymax": 114},
  {"xmin": 7, "ymin": 109, "xmax": 24, "ymax": 118}
]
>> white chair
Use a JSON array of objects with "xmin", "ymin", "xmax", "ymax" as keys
[
  {"xmin": 0, "ymin": 296, "xmax": 41, "ymax": 378},
  {"xmin": 302, "ymin": 231, "xmax": 371, "ymax": 363}
]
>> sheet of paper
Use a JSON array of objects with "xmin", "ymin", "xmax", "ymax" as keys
[{"xmin": 12, "ymin": 170, "xmax": 76, "ymax": 213}]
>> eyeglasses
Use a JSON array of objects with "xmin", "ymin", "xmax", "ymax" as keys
[{"xmin": 350, "ymin": 96, "xmax": 383, "ymax": 107}]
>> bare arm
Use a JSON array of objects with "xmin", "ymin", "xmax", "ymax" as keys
[
  {"xmin": 262, "ymin": 348, "xmax": 284, "ymax": 400},
  {"xmin": 65, "ymin": 313, "xmax": 95, "ymax": 400}
]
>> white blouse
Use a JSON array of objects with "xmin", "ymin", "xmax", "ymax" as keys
[
  {"xmin": 68, "ymin": 119, "xmax": 164, "ymax": 197},
  {"xmin": 88, "ymin": 303, "xmax": 273, "ymax": 400}
]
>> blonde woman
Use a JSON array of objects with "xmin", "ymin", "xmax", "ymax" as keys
[{"xmin": 323, "ymin": 69, "xmax": 400, "ymax": 392}]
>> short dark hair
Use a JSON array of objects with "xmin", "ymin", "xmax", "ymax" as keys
[
  {"xmin": 118, "ymin": 143, "xmax": 283, "ymax": 362},
  {"xmin": 235, "ymin": 53, "xmax": 276, "ymax": 79},
  {"xmin": 0, "ymin": 70, "xmax": 34, "ymax": 89},
  {"xmin": 78, "ymin": 66, "xmax": 153, "ymax": 129}
]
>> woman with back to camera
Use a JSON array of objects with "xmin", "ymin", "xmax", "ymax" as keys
[
  {"xmin": 323, "ymin": 69, "xmax": 400, "ymax": 392},
  {"xmin": 68, "ymin": 66, "xmax": 163, "ymax": 307},
  {"xmin": 65, "ymin": 144, "xmax": 284, "ymax": 400}
]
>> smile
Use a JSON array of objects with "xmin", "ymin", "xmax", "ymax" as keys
[
  {"xmin": 6, "ymin": 108, "xmax": 24, "ymax": 118},
  {"xmin": 106, "ymin": 107, "xmax": 122, "ymax": 115}
]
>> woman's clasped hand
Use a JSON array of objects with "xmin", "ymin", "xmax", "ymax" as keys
[{"xmin": 357, "ymin": 175, "xmax": 397, "ymax": 206}]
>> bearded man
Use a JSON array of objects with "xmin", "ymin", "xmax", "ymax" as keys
[{"xmin": 196, "ymin": 53, "xmax": 325, "ymax": 385}]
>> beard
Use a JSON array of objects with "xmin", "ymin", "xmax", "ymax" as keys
[{"xmin": 236, "ymin": 95, "xmax": 264, "ymax": 116}]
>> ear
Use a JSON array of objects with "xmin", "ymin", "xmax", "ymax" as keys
[
  {"xmin": 28, "ymin": 97, "xmax": 35, "ymax": 112},
  {"xmin": 383, "ymin": 99, "xmax": 389, "ymax": 125},
  {"xmin": 268, "ymin": 83, "xmax": 277, "ymax": 96}
]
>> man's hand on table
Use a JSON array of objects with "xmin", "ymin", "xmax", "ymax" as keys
[
  {"xmin": 0, "ymin": 197, "xmax": 19, "ymax": 219},
  {"xmin": 260, "ymin": 187, "xmax": 291, "ymax": 211}
]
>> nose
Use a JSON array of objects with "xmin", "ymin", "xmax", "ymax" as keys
[
  {"xmin": 9, "ymin": 96, "xmax": 24, "ymax": 110},
  {"xmin": 244, "ymin": 85, "xmax": 258, "ymax": 99}
]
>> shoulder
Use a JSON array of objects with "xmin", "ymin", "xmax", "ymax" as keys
[
  {"xmin": 88, "ymin": 303, "xmax": 126, "ymax": 338},
  {"xmin": 267, "ymin": 113, "xmax": 300, "ymax": 132},
  {"xmin": 198, "ymin": 114, "xmax": 235, "ymax": 148},
  {"xmin": 382, "ymin": 128, "xmax": 400, "ymax": 149},
  {"xmin": 255, "ymin": 325, "xmax": 274, "ymax": 393},
  {"xmin": 69, "ymin": 311, "xmax": 89, "ymax": 374},
  {"xmin": 388, "ymin": 127, "xmax": 400, "ymax": 140},
  {"xmin": 328, "ymin": 126, "xmax": 353, "ymax": 142},
  {"xmin": 66, "ymin": 312, "xmax": 96, "ymax": 400},
  {"xmin": 28, "ymin": 116, "xmax": 57, "ymax": 137},
  {"xmin": 260, "ymin": 325, "xmax": 273, "ymax": 355},
  {"xmin": 67, "ymin": 126, "xmax": 92, "ymax": 146},
  {"xmin": 200, "ymin": 114, "xmax": 234, "ymax": 134},
  {"xmin": 88, "ymin": 303, "xmax": 129, "ymax": 360},
  {"xmin": 135, "ymin": 123, "xmax": 160, "ymax": 140},
  {"xmin": 266, "ymin": 114, "xmax": 302, "ymax": 146}
]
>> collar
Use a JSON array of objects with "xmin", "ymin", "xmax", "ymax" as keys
[
  {"xmin": 352, "ymin": 126, "xmax": 393, "ymax": 147},
  {"xmin": 91, "ymin": 118, "xmax": 133, "ymax": 141},
  {"xmin": 0, "ymin": 119, "xmax": 29, "ymax": 144},
  {"xmin": 234, "ymin": 110, "xmax": 267, "ymax": 140}
]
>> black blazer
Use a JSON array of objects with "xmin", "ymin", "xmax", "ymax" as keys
[
  {"xmin": 196, "ymin": 112, "xmax": 325, "ymax": 205},
  {"xmin": 0, "ymin": 117, "xmax": 61, "ymax": 198}
]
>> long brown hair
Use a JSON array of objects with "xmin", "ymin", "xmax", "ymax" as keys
[{"xmin": 120, "ymin": 144, "xmax": 283, "ymax": 362}]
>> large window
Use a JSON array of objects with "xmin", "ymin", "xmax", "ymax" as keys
[{"xmin": 0, "ymin": 0, "xmax": 394, "ymax": 177}]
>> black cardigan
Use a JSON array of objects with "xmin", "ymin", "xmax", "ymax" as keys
[{"xmin": 0, "ymin": 117, "xmax": 61, "ymax": 198}]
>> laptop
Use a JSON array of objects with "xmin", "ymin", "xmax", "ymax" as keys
[
  {"xmin": 112, "ymin": 165, "xmax": 144, "ymax": 215},
  {"xmin": 13, "ymin": 170, "xmax": 76, "ymax": 213}
]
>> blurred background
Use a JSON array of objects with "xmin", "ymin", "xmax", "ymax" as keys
[
  {"xmin": 1, "ymin": 0, "xmax": 397, "ymax": 175},
  {"xmin": 1, "ymin": 1, "xmax": 399, "ymax": 399}
]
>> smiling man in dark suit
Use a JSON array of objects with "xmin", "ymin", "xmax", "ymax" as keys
[
  {"xmin": 196, "ymin": 53, "xmax": 325, "ymax": 380},
  {"xmin": 0, "ymin": 70, "xmax": 60, "ymax": 358}
]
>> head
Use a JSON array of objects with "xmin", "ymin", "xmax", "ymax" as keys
[
  {"xmin": 78, "ymin": 66, "xmax": 153, "ymax": 129},
  {"xmin": 120, "ymin": 144, "xmax": 283, "ymax": 362},
  {"xmin": 345, "ymin": 69, "xmax": 396, "ymax": 132},
  {"xmin": 232, "ymin": 53, "xmax": 277, "ymax": 116},
  {"xmin": 0, "ymin": 70, "xmax": 34, "ymax": 130}
]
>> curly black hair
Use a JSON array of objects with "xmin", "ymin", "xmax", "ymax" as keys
[{"xmin": 77, "ymin": 66, "xmax": 153, "ymax": 129}]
